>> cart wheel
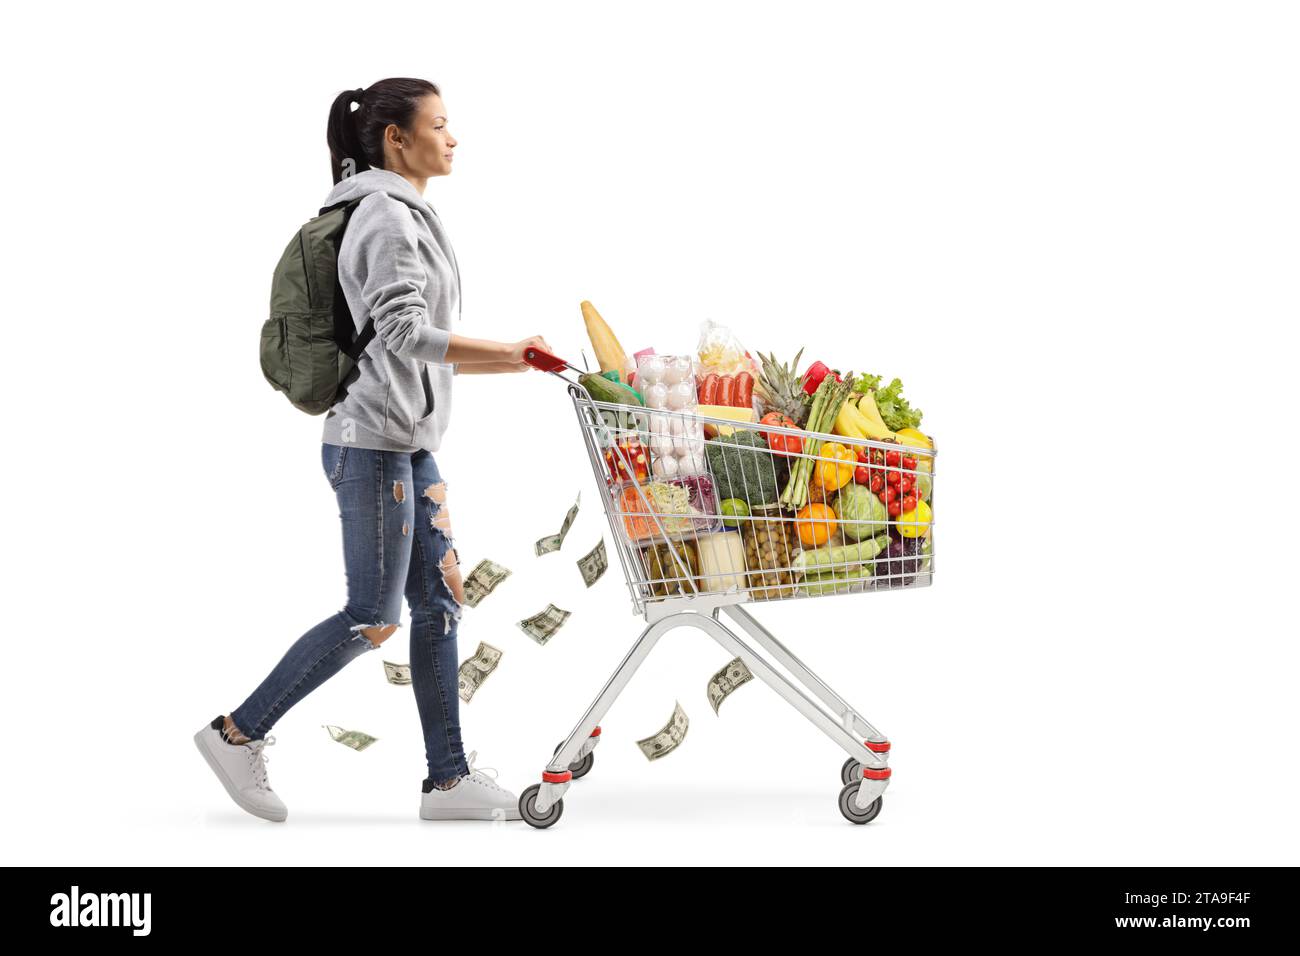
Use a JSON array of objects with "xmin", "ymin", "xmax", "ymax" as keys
[
  {"xmin": 519, "ymin": 784, "xmax": 564, "ymax": 829},
  {"xmin": 838, "ymin": 783, "xmax": 883, "ymax": 825},
  {"xmin": 554, "ymin": 741, "xmax": 595, "ymax": 779},
  {"xmin": 840, "ymin": 758, "xmax": 864, "ymax": 785}
]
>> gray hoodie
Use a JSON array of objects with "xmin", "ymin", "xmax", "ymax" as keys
[{"xmin": 319, "ymin": 168, "xmax": 462, "ymax": 453}]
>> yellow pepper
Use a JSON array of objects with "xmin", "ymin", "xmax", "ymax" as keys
[{"xmin": 813, "ymin": 441, "xmax": 856, "ymax": 493}]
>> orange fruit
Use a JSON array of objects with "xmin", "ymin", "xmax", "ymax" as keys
[{"xmin": 795, "ymin": 502, "xmax": 838, "ymax": 548}]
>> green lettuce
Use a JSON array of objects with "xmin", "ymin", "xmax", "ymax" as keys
[{"xmin": 853, "ymin": 373, "xmax": 923, "ymax": 431}]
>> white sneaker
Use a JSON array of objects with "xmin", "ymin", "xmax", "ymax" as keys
[
  {"xmin": 419, "ymin": 750, "xmax": 522, "ymax": 821},
  {"xmin": 193, "ymin": 716, "xmax": 288, "ymax": 822}
]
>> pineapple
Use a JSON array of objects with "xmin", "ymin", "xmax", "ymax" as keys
[{"xmin": 754, "ymin": 347, "xmax": 811, "ymax": 426}]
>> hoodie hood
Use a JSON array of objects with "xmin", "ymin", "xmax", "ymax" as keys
[{"xmin": 323, "ymin": 167, "xmax": 432, "ymax": 220}]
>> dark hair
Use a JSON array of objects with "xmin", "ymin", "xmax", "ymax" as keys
[{"xmin": 327, "ymin": 77, "xmax": 441, "ymax": 184}]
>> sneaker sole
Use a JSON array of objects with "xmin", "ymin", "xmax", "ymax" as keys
[
  {"xmin": 419, "ymin": 805, "xmax": 522, "ymax": 821},
  {"xmin": 193, "ymin": 728, "xmax": 288, "ymax": 823}
]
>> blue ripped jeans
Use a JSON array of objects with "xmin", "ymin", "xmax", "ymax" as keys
[{"xmin": 229, "ymin": 443, "xmax": 469, "ymax": 783}]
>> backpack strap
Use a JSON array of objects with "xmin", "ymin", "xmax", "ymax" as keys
[{"xmin": 318, "ymin": 199, "xmax": 377, "ymax": 362}]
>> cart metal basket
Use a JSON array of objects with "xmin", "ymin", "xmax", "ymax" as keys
[{"xmin": 517, "ymin": 349, "xmax": 935, "ymax": 827}]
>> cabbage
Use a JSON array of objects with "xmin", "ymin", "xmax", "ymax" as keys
[{"xmin": 834, "ymin": 484, "xmax": 888, "ymax": 541}]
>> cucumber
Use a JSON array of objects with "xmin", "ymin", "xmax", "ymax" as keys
[
  {"xmin": 580, "ymin": 372, "xmax": 644, "ymax": 407},
  {"xmin": 799, "ymin": 568, "xmax": 874, "ymax": 596},
  {"xmin": 792, "ymin": 534, "xmax": 891, "ymax": 573}
]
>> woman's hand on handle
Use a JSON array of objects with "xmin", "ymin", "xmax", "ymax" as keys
[{"xmin": 505, "ymin": 335, "xmax": 555, "ymax": 370}]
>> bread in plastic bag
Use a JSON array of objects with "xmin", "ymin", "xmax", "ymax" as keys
[{"xmin": 696, "ymin": 319, "xmax": 752, "ymax": 377}]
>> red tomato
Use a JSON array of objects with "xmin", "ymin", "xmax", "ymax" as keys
[
  {"xmin": 902, "ymin": 494, "xmax": 917, "ymax": 512},
  {"xmin": 901, "ymin": 475, "xmax": 914, "ymax": 494},
  {"xmin": 855, "ymin": 465, "xmax": 870, "ymax": 484},
  {"xmin": 902, "ymin": 456, "xmax": 917, "ymax": 470},
  {"xmin": 760, "ymin": 412, "xmax": 800, "ymax": 457},
  {"xmin": 886, "ymin": 470, "xmax": 901, "ymax": 486},
  {"xmin": 887, "ymin": 500, "xmax": 903, "ymax": 517},
  {"xmin": 870, "ymin": 475, "xmax": 885, "ymax": 494},
  {"xmin": 885, "ymin": 485, "xmax": 899, "ymax": 503},
  {"xmin": 855, "ymin": 448, "xmax": 868, "ymax": 463},
  {"xmin": 885, "ymin": 450, "xmax": 901, "ymax": 467}
]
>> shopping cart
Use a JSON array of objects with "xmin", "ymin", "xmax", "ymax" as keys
[{"xmin": 517, "ymin": 348, "xmax": 935, "ymax": 827}]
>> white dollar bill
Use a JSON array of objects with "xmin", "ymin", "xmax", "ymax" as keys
[
  {"xmin": 636, "ymin": 701, "xmax": 689, "ymax": 761},
  {"xmin": 457, "ymin": 641, "xmax": 504, "ymax": 702},
  {"xmin": 707, "ymin": 657, "xmax": 754, "ymax": 714},
  {"xmin": 383, "ymin": 660, "xmax": 412, "ymax": 685},
  {"xmin": 517, "ymin": 604, "xmax": 572, "ymax": 645},
  {"xmin": 576, "ymin": 538, "xmax": 608, "ymax": 587},
  {"xmin": 322, "ymin": 724, "xmax": 378, "ymax": 752},
  {"xmin": 536, "ymin": 492, "xmax": 581, "ymax": 556},
  {"xmin": 462, "ymin": 559, "xmax": 512, "ymax": 608}
]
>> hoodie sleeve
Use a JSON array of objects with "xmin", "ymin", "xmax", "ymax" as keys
[{"xmin": 346, "ymin": 195, "xmax": 452, "ymax": 364}]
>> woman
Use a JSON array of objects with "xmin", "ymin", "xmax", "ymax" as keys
[{"xmin": 194, "ymin": 77, "xmax": 552, "ymax": 823}]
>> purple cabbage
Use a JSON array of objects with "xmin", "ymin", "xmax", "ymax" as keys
[{"xmin": 874, "ymin": 536, "xmax": 924, "ymax": 588}]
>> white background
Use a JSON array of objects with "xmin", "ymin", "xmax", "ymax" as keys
[{"xmin": 2, "ymin": 0, "xmax": 1296, "ymax": 865}]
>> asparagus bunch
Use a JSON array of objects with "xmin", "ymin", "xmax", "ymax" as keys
[{"xmin": 778, "ymin": 369, "xmax": 856, "ymax": 510}]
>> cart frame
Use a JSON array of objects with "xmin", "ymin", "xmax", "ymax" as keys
[{"xmin": 516, "ymin": 349, "xmax": 921, "ymax": 827}]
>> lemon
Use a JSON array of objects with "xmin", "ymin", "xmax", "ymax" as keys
[
  {"xmin": 720, "ymin": 498, "xmax": 750, "ymax": 528},
  {"xmin": 897, "ymin": 499, "xmax": 932, "ymax": 538}
]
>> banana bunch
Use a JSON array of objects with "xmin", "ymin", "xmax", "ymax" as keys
[{"xmin": 833, "ymin": 392, "xmax": 898, "ymax": 441}]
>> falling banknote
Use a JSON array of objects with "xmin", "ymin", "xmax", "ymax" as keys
[
  {"xmin": 576, "ymin": 538, "xmax": 608, "ymax": 587},
  {"xmin": 636, "ymin": 701, "xmax": 690, "ymax": 761},
  {"xmin": 517, "ymin": 603, "xmax": 572, "ymax": 645},
  {"xmin": 457, "ymin": 641, "xmax": 504, "ymax": 702},
  {"xmin": 323, "ymin": 724, "xmax": 378, "ymax": 752},
  {"xmin": 707, "ymin": 657, "xmax": 754, "ymax": 715},
  {"xmin": 383, "ymin": 660, "xmax": 412, "ymax": 686},
  {"xmin": 535, "ymin": 492, "xmax": 581, "ymax": 556},
  {"xmin": 462, "ymin": 559, "xmax": 512, "ymax": 608}
]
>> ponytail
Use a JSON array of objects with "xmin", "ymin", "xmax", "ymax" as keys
[{"xmin": 326, "ymin": 78, "xmax": 441, "ymax": 184}]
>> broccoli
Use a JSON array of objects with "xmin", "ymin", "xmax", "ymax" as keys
[{"xmin": 705, "ymin": 431, "xmax": 786, "ymax": 506}]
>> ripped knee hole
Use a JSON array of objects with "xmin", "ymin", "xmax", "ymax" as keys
[{"xmin": 360, "ymin": 624, "xmax": 398, "ymax": 647}]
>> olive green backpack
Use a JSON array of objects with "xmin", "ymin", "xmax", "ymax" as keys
[{"xmin": 260, "ymin": 198, "xmax": 376, "ymax": 414}]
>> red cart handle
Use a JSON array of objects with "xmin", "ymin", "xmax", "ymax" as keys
[{"xmin": 523, "ymin": 347, "xmax": 571, "ymax": 373}]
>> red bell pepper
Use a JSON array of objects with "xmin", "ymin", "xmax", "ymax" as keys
[{"xmin": 801, "ymin": 360, "xmax": 840, "ymax": 395}]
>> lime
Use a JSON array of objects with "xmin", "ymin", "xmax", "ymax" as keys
[
  {"xmin": 720, "ymin": 497, "xmax": 750, "ymax": 528},
  {"xmin": 915, "ymin": 471, "xmax": 933, "ymax": 502}
]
